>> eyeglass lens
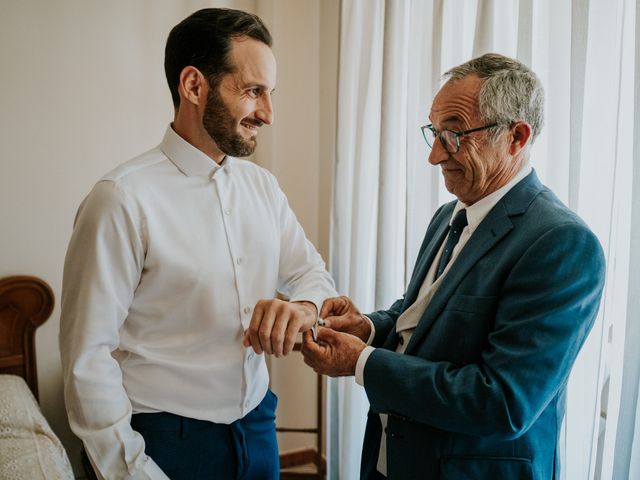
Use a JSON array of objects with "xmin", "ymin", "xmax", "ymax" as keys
[
  {"xmin": 440, "ymin": 131, "xmax": 459, "ymax": 153},
  {"xmin": 424, "ymin": 128, "xmax": 458, "ymax": 153}
]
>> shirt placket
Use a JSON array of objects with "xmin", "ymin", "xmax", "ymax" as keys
[{"xmin": 212, "ymin": 165, "xmax": 257, "ymax": 415}]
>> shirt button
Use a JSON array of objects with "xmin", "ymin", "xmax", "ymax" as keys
[
  {"xmin": 399, "ymin": 336, "xmax": 405, "ymax": 345},
  {"xmin": 245, "ymin": 400, "xmax": 251, "ymax": 409},
  {"xmin": 248, "ymin": 352, "xmax": 255, "ymax": 360},
  {"xmin": 224, "ymin": 208, "xmax": 232, "ymax": 215},
  {"xmin": 236, "ymin": 257, "xmax": 243, "ymax": 265},
  {"xmin": 243, "ymin": 306, "xmax": 251, "ymax": 314}
]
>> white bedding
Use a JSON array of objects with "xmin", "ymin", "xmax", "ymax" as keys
[{"xmin": 0, "ymin": 374, "xmax": 74, "ymax": 479}]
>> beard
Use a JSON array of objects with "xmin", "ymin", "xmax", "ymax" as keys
[{"xmin": 202, "ymin": 86, "xmax": 261, "ymax": 158}]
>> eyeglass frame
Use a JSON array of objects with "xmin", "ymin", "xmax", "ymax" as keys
[{"xmin": 420, "ymin": 123, "xmax": 499, "ymax": 154}]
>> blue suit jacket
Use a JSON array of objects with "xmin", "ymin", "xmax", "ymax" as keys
[{"xmin": 361, "ymin": 171, "xmax": 605, "ymax": 480}]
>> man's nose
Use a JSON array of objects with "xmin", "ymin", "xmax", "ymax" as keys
[
  {"xmin": 255, "ymin": 93, "xmax": 274, "ymax": 126},
  {"xmin": 428, "ymin": 136, "xmax": 447, "ymax": 165}
]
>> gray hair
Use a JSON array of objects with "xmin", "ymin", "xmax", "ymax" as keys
[{"xmin": 444, "ymin": 53, "xmax": 544, "ymax": 144}]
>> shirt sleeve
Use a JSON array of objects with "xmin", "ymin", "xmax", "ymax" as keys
[
  {"xmin": 59, "ymin": 180, "xmax": 169, "ymax": 480},
  {"xmin": 355, "ymin": 316, "xmax": 377, "ymax": 385},
  {"xmin": 355, "ymin": 346, "xmax": 376, "ymax": 386},
  {"xmin": 270, "ymin": 177, "xmax": 337, "ymax": 311},
  {"xmin": 363, "ymin": 315, "xmax": 376, "ymax": 345}
]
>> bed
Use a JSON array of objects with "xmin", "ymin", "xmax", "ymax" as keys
[{"xmin": 0, "ymin": 275, "xmax": 74, "ymax": 479}]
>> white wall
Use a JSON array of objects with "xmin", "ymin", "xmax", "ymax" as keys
[
  {"xmin": 0, "ymin": 0, "xmax": 339, "ymax": 476},
  {"xmin": 255, "ymin": 0, "xmax": 340, "ymax": 456}
]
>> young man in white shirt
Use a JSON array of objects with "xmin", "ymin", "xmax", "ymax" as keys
[{"xmin": 60, "ymin": 8, "xmax": 335, "ymax": 479}]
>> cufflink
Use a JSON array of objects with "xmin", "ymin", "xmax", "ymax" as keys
[{"xmin": 312, "ymin": 317, "xmax": 326, "ymax": 342}]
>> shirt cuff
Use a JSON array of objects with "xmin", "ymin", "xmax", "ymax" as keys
[
  {"xmin": 289, "ymin": 284, "xmax": 337, "ymax": 318},
  {"xmin": 355, "ymin": 346, "xmax": 375, "ymax": 386},
  {"xmin": 363, "ymin": 315, "xmax": 376, "ymax": 345}
]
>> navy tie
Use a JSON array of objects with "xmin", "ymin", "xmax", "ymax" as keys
[{"xmin": 435, "ymin": 209, "xmax": 468, "ymax": 279}]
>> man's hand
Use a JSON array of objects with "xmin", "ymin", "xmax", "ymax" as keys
[
  {"xmin": 242, "ymin": 299, "xmax": 317, "ymax": 357},
  {"xmin": 301, "ymin": 328, "xmax": 366, "ymax": 376},
  {"xmin": 320, "ymin": 296, "xmax": 371, "ymax": 342}
]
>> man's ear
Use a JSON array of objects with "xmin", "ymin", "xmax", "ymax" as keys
[
  {"xmin": 177, "ymin": 66, "xmax": 208, "ymax": 107},
  {"xmin": 509, "ymin": 121, "xmax": 532, "ymax": 156}
]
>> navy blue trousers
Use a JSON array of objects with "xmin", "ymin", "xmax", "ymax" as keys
[{"xmin": 131, "ymin": 390, "xmax": 279, "ymax": 480}]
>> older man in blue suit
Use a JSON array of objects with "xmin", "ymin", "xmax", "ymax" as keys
[{"xmin": 302, "ymin": 53, "xmax": 605, "ymax": 479}]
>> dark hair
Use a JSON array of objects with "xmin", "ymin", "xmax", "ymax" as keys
[{"xmin": 164, "ymin": 8, "xmax": 272, "ymax": 109}]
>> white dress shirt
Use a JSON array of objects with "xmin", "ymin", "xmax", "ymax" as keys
[
  {"xmin": 60, "ymin": 125, "xmax": 336, "ymax": 479},
  {"xmin": 355, "ymin": 165, "xmax": 532, "ymax": 476}
]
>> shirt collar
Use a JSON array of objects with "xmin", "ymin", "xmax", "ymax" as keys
[
  {"xmin": 160, "ymin": 124, "xmax": 231, "ymax": 177},
  {"xmin": 451, "ymin": 164, "xmax": 532, "ymax": 232}
]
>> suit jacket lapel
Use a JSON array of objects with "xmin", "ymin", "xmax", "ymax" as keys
[
  {"xmin": 404, "ymin": 170, "xmax": 544, "ymax": 355},
  {"xmin": 379, "ymin": 205, "xmax": 452, "ymax": 351},
  {"xmin": 402, "ymin": 206, "xmax": 453, "ymax": 308}
]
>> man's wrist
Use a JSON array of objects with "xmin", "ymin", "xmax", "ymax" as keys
[
  {"xmin": 294, "ymin": 300, "xmax": 317, "ymax": 311},
  {"xmin": 293, "ymin": 300, "xmax": 318, "ymax": 327}
]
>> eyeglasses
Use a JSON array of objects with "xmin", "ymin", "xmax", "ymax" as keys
[{"xmin": 420, "ymin": 123, "xmax": 498, "ymax": 154}]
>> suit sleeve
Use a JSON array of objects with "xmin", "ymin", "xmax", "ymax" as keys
[
  {"xmin": 367, "ymin": 299, "xmax": 404, "ymax": 347},
  {"xmin": 362, "ymin": 222, "xmax": 605, "ymax": 439}
]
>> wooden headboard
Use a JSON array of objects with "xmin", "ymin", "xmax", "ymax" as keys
[{"xmin": 0, "ymin": 275, "xmax": 54, "ymax": 400}]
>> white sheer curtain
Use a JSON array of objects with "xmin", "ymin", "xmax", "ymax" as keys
[
  {"xmin": 328, "ymin": 0, "xmax": 639, "ymax": 478},
  {"xmin": 327, "ymin": 2, "xmax": 400, "ymax": 478}
]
